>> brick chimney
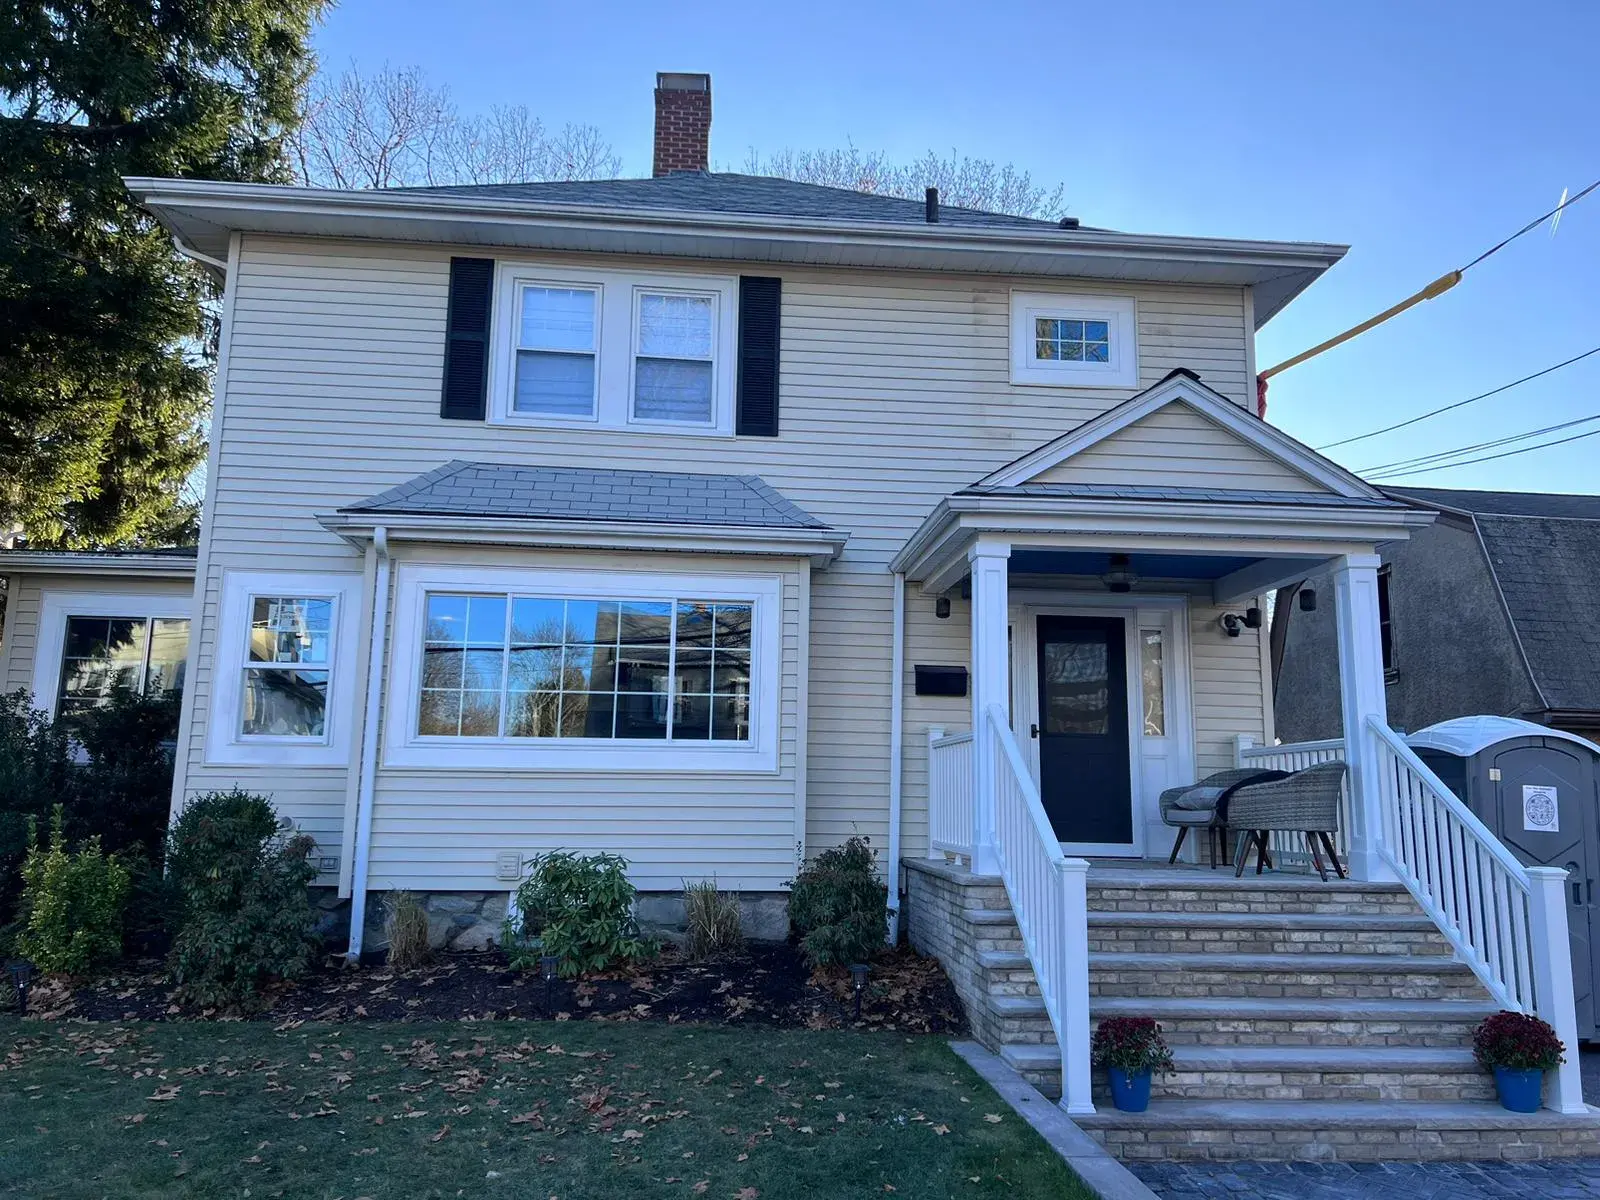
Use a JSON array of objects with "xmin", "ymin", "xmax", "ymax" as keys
[{"xmin": 653, "ymin": 72, "xmax": 711, "ymax": 177}]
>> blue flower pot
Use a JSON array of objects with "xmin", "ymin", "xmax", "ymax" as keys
[
  {"xmin": 1493, "ymin": 1066, "xmax": 1544, "ymax": 1113},
  {"xmin": 1108, "ymin": 1067, "xmax": 1153, "ymax": 1113}
]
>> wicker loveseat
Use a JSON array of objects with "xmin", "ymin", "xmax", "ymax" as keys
[{"xmin": 1223, "ymin": 760, "xmax": 1349, "ymax": 880}]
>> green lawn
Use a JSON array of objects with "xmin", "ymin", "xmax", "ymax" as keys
[{"xmin": 0, "ymin": 1018, "xmax": 1092, "ymax": 1200}]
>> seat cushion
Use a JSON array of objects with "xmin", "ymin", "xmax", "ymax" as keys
[
  {"xmin": 1171, "ymin": 785, "xmax": 1227, "ymax": 812},
  {"xmin": 1165, "ymin": 808, "xmax": 1217, "ymax": 826}
]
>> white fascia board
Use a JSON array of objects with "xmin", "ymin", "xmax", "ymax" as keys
[
  {"xmin": 0, "ymin": 553, "xmax": 196, "ymax": 579},
  {"xmin": 898, "ymin": 499, "xmax": 1434, "ymax": 591},
  {"xmin": 317, "ymin": 512, "xmax": 848, "ymax": 567},
  {"xmin": 123, "ymin": 177, "xmax": 1344, "ymax": 322},
  {"xmin": 976, "ymin": 373, "xmax": 1383, "ymax": 499}
]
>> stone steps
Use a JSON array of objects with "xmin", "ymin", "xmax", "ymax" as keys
[
  {"xmin": 1087, "ymin": 910, "xmax": 1454, "ymax": 957},
  {"xmin": 1088, "ymin": 995, "xmax": 1499, "ymax": 1047},
  {"xmin": 1089, "ymin": 951, "xmax": 1485, "ymax": 1001},
  {"xmin": 1075, "ymin": 1098, "xmax": 1600, "ymax": 1163}
]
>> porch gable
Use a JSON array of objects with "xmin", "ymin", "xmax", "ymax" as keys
[{"xmin": 979, "ymin": 369, "xmax": 1383, "ymax": 501}]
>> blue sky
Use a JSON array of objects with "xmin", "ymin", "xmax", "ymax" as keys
[{"xmin": 313, "ymin": 0, "xmax": 1600, "ymax": 493}]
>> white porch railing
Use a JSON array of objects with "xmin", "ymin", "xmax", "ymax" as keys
[
  {"xmin": 1237, "ymin": 724, "xmax": 1585, "ymax": 1113},
  {"xmin": 927, "ymin": 727, "xmax": 974, "ymax": 859},
  {"xmin": 984, "ymin": 704, "xmax": 1094, "ymax": 1115},
  {"xmin": 1235, "ymin": 735, "xmax": 1351, "ymax": 868}
]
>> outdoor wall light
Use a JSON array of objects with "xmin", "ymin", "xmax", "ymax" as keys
[
  {"xmin": 849, "ymin": 963, "xmax": 870, "ymax": 1020},
  {"xmin": 1100, "ymin": 553, "xmax": 1138, "ymax": 594},
  {"xmin": 935, "ymin": 596, "xmax": 951, "ymax": 620},
  {"xmin": 7, "ymin": 959, "xmax": 33, "ymax": 1016},
  {"xmin": 1219, "ymin": 607, "xmax": 1263, "ymax": 638},
  {"xmin": 1298, "ymin": 588, "xmax": 1318, "ymax": 612}
]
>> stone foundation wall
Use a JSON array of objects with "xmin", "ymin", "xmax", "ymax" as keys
[
  {"xmin": 903, "ymin": 858, "xmax": 1013, "ymax": 1048},
  {"xmin": 311, "ymin": 888, "xmax": 790, "ymax": 954}
]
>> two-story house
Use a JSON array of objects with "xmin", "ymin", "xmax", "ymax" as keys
[{"xmin": 4, "ymin": 73, "xmax": 1592, "ymax": 1155}]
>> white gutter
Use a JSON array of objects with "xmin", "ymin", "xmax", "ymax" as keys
[
  {"xmin": 346, "ymin": 526, "xmax": 392, "ymax": 962},
  {"xmin": 0, "ymin": 552, "xmax": 196, "ymax": 579},
  {"xmin": 169, "ymin": 231, "xmax": 228, "ymax": 276},
  {"xmin": 886, "ymin": 572, "xmax": 906, "ymax": 944}
]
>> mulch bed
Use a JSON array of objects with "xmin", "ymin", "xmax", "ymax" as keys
[{"xmin": 20, "ymin": 942, "xmax": 968, "ymax": 1035}]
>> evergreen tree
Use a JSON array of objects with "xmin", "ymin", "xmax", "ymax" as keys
[{"xmin": 0, "ymin": 0, "xmax": 327, "ymax": 546}]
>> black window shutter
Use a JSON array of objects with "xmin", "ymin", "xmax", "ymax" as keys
[
  {"xmin": 440, "ymin": 257, "xmax": 495, "ymax": 420},
  {"xmin": 737, "ymin": 276, "xmax": 781, "ymax": 436}
]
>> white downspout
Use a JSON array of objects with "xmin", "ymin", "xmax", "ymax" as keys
[
  {"xmin": 346, "ymin": 526, "xmax": 391, "ymax": 962},
  {"xmin": 887, "ymin": 571, "xmax": 906, "ymax": 943}
]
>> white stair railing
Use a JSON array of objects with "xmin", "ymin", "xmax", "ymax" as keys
[
  {"xmin": 927, "ymin": 727, "xmax": 974, "ymax": 860},
  {"xmin": 1366, "ymin": 717, "xmax": 1586, "ymax": 1114},
  {"xmin": 983, "ymin": 704, "xmax": 1093, "ymax": 1115}
]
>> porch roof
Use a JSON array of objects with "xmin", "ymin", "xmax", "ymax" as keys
[{"xmin": 890, "ymin": 487, "xmax": 1435, "ymax": 602}]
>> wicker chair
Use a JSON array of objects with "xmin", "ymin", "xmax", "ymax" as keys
[
  {"xmin": 1159, "ymin": 768, "xmax": 1278, "ymax": 867},
  {"xmin": 1223, "ymin": 760, "xmax": 1349, "ymax": 880}
]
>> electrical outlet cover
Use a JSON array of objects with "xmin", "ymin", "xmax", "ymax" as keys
[{"xmin": 319, "ymin": 855, "xmax": 339, "ymax": 874}]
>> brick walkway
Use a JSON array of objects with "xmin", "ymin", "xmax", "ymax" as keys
[{"xmin": 1130, "ymin": 1159, "xmax": 1600, "ymax": 1199}]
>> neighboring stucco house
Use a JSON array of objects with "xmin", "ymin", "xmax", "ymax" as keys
[
  {"xmin": 1276, "ymin": 486, "xmax": 1600, "ymax": 743},
  {"xmin": 3, "ymin": 73, "xmax": 1593, "ymax": 1154}
]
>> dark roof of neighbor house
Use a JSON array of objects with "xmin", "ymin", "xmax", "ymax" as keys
[
  {"xmin": 960, "ymin": 482, "xmax": 1409, "ymax": 508},
  {"xmin": 1386, "ymin": 486, "xmax": 1600, "ymax": 712},
  {"xmin": 341, "ymin": 461, "xmax": 833, "ymax": 530},
  {"xmin": 1383, "ymin": 486, "xmax": 1600, "ymax": 520},
  {"xmin": 396, "ymin": 172, "xmax": 1073, "ymax": 232}
]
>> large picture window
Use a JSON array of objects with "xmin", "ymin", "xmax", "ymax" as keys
[
  {"xmin": 386, "ymin": 566, "xmax": 780, "ymax": 772},
  {"xmin": 416, "ymin": 593, "xmax": 753, "ymax": 743}
]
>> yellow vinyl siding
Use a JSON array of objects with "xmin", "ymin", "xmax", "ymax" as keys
[
  {"xmin": 184, "ymin": 234, "xmax": 1259, "ymax": 886},
  {"xmin": 1028, "ymin": 401, "xmax": 1329, "ymax": 493}
]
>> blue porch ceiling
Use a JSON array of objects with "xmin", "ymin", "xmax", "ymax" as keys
[{"xmin": 1007, "ymin": 550, "xmax": 1263, "ymax": 580}]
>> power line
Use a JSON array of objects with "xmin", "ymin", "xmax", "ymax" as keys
[
  {"xmin": 1367, "ymin": 425, "xmax": 1600, "ymax": 480},
  {"xmin": 1261, "ymin": 176, "xmax": 1600, "ymax": 385},
  {"xmin": 1318, "ymin": 344, "xmax": 1600, "ymax": 451},
  {"xmin": 1460, "ymin": 177, "xmax": 1600, "ymax": 272},
  {"xmin": 1361, "ymin": 412, "xmax": 1600, "ymax": 476}
]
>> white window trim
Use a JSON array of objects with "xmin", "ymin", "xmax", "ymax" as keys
[
  {"xmin": 1010, "ymin": 291, "xmax": 1139, "ymax": 388},
  {"xmin": 206, "ymin": 570, "xmax": 362, "ymax": 767},
  {"xmin": 383, "ymin": 563, "xmax": 782, "ymax": 773},
  {"xmin": 31, "ymin": 591, "xmax": 193, "ymax": 718},
  {"xmin": 488, "ymin": 263, "xmax": 738, "ymax": 436}
]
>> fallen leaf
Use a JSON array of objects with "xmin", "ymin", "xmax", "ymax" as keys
[
  {"xmin": 430, "ymin": 1124, "xmax": 450, "ymax": 1142},
  {"xmin": 736, "ymin": 1189, "xmax": 759, "ymax": 1200},
  {"xmin": 983, "ymin": 1113, "xmax": 1003, "ymax": 1123},
  {"xmin": 621, "ymin": 1129, "xmax": 643, "ymax": 1142},
  {"xmin": 692, "ymin": 1183, "xmax": 709, "ymax": 1195},
  {"xmin": 932, "ymin": 1124, "xmax": 950, "ymax": 1136}
]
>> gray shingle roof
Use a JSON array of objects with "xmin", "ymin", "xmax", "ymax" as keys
[
  {"xmin": 959, "ymin": 482, "xmax": 1408, "ymax": 508},
  {"xmin": 395, "ymin": 172, "xmax": 1073, "ymax": 232},
  {"xmin": 1472, "ymin": 512, "xmax": 1600, "ymax": 711},
  {"xmin": 341, "ymin": 461, "xmax": 833, "ymax": 530},
  {"xmin": 1384, "ymin": 486, "xmax": 1600, "ymax": 520}
]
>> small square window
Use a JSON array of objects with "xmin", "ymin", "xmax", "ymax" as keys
[{"xmin": 1012, "ymin": 293, "xmax": 1138, "ymax": 387}]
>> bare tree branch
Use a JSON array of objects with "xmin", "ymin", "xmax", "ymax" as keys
[
  {"xmin": 740, "ymin": 143, "xmax": 1067, "ymax": 220},
  {"xmin": 290, "ymin": 62, "xmax": 620, "ymax": 188}
]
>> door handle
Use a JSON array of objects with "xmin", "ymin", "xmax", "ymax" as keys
[
  {"xmin": 1568, "ymin": 863, "xmax": 1583, "ymax": 906},
  {"xmin": 1030, "ymin": 723, "xmax": 1039, "ymax": 739}
]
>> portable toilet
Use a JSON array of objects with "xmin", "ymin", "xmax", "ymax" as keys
[{"xmin": 1409, "ymin": 715, "xmax": 1600, "ymax": 1042}]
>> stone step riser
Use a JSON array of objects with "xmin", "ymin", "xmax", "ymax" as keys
[
  {"xmin": 1090, "ymin": 1072, "xmax": 1496, "ymax": 1105},
  {"xmin": 1089, "ymin": 969, "xmax": 1484, "ymax": 1002},
  {"xmin": 1084, "ymin": 1125, "xmax": 1600, "ymax": 1164},
  {"xmin": 1141, "ymin": 1019, "xmax": 1485, "ymax": 1048},
  {"xmin": 1088, "ymin": 931, "xmax": 1453, "ymax": 956},
  {"xmin": 1089, "ymin": 889, "xmax": 1419, "ymax": 916}
]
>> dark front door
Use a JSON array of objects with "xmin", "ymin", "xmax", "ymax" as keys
[{"xmin": 1035, "ymin": 615, "xmax": 1133, "ymax": 846}]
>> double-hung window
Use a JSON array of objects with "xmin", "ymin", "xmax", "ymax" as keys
[
  {"xmin": 491, "ymin": 265, "xmax": 737, "ymax": 434},
  {"xmin": 387, "ymin": 566, "xmax": 778, "ymax": 771},
  {"xmin": 206, "ymin": 571, "xmax": 361, "ymax": 766},
  {"xmin": 513, "ymin": 285, "xmax": 598, "ymax": 418}
]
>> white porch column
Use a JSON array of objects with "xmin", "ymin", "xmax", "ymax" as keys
[
  {"xmin": 1332, "ymin": 553, "xmax": 1393, "ymax": 882},
  {"xmin": 968, "ymin": 539, "xmax": 1010, "ymax": 877}
]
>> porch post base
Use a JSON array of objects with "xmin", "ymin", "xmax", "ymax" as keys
[
  {"xmin": 970, "ymin": 843, "xmax": 1003, "ymax": 879},
  {"xmin": 1343, "ymin": 846, "xmax": 1397, "ymax": 884}
]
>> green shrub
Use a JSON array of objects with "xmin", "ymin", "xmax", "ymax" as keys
[
  {"xmin": 682, "ymin": 879, "xmax": 743, "ymax": 960},
  {"xmin": 787, "ymin": 835, "xmax": 888, "ymax": 969},
  {"xmin": 17, "ymin": 807, "xmax": 131, "ymax": 974},
  {"xmin": 382, "ymin": 890, "xmax": 432, "ymax": 969},
  {"xmin": 0, "ymin": 689, "xmax": 178, "ymax": 927},
  {"xmin": 166, "ymin": 789, "xmax": 319, "ymax": 1010},
  {"xmin": 504, "ymin": 850, "xmax": 654, "ymax": 978}
]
